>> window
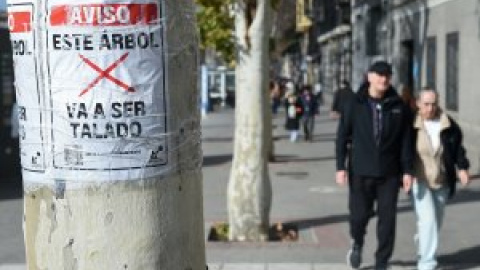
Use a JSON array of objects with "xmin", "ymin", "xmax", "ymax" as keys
[
  {"xmin": 366, "ymin": 7, "xmax": 382, "ymax": 56},
  {"xmin": 426, "ymin": 36, "xmax": 436, "ymax": 89},
  {"xmin": 446, "ymin": 32, "xmax": 459, "ymax": 111},
  {"xmin": 337, "ymin": 0, "xmax": 351, "ymax": 24},
  {"xmin": 313, "ymin": 2, "xmax": 325, "ymax": 22}
]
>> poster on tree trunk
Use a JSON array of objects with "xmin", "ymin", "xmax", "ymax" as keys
[{"xmin": 8, "ymin": 0, "xmax": 170, "ymax": 182}]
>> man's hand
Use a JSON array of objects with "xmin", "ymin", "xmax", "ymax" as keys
[
  {"xmin": 402, "ymin": 174, "xmax": 413, "ymax": 193},
  {"xmin": 458, "ymin": 170, "xmax": 470, "ymax": 187},
  {"xmin": 336, "ymin": 170, "xmax": 348, "ymax": 186}
]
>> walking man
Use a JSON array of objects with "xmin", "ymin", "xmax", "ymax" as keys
[
  {"xmin": 335, "ymin": 61, "xmax": 414, "ymax": 270},
  {"xmin": 412, "ymin": 87, "xmax": 470, "ymax": 270}
]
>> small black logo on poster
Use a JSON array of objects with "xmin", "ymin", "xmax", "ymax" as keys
[{"xmin": 150, "ymin": 145, "xmax": 164, "ymax": 160}]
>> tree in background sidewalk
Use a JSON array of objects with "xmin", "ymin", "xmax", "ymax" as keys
[
  {"xmin": 195, "ymin": 0, "xmax": 235, "ymax": 64},
  {"xmin": 227, "ymin": 0, "xmax": 273, "ymax": 241},
  {"xmin": 195, "ymin": 0, "xmax": 281, "ymax": 241}
]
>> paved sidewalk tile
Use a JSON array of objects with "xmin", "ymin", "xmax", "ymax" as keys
[
  {"xmin": 312, "ymin": 264, "xmax": 411, "ymax": 270},
  {"xmin": 267, "ymin": 263, "xmax": 312, "ymax": 270},
  {"xmin": 313, "ymin": 264, "xmax": 350, "ymax": 270},
  {"xmin": 0, "ymin": 264, "xmax": 25, "ymax": 270},
  {"xmin": 222, "ymin": 263, "xmax": 266, "ymax": 270}
]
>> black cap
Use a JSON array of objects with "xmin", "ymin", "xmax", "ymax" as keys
[{"xmin": 368, "ymin": 61, "xmax": 392, "ymax": 76}]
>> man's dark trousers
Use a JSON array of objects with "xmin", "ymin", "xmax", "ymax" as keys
[
  {"xmin": 302, "ymin": 116, "xmax": 315, "ymax": 140},
  {"xmin": 349, "ymin": 175, "xmax": 400, "ymax": 266}
]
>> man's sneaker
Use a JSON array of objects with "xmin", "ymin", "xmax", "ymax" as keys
[{"xmin": 346, "ymin": 243, "xmax": 362, "ymax": 269}]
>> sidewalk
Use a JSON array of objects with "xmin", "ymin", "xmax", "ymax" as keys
[
  {"xmin": 207, "ymin": 263, "xmax": 429, "ymax": 269},
  {"xmin": 3, "ymin": 263, "xmax": 477, "ymax": 270},
  {"xmin": 202, "ymin": 106, "xmax": 480, "ymax": 270}
]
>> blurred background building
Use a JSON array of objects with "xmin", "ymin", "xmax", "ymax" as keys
[
  {"xmin": 274, "ymin": 0, "xmax": 351, "ymax": 93},
  {"xmin": 0, "ymin": 10, "xmax": 18, "ymax": 178}
]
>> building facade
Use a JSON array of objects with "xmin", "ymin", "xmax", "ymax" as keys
[
  {"xmin": 276, "ymin": 0, "xmax": 350, "ymax": 88},
  {"xmin": 352, "ymin": 0, "xmax": 480, "ymax": 173},
  {"xmin": 315, "ymin": 0, "xmax": 351, "ymax": 94}
]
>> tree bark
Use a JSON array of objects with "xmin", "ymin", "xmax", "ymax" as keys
[
  {"xmin": 8, "ymin": 0, "xmax": 205, "ymax": 268},
  {"xmin": 227, "ymin": 0, "xmax": 272, "ymax": 241}
]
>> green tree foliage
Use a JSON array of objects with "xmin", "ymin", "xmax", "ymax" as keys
[
  {"xmin": 195, "ymin": 0, "xmax": 235, "ymax": 63},
  {"xmin": 195, "ymin": 0, "xmax": 280, "ymax": 64}
]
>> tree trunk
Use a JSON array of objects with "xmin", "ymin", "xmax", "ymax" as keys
[
  {"xmin": 8, "ymin": 0, "xmax": 205, "ymax": 268},
  {"xmin": 227, "ymin": 0, "xmax": 272, "ymax": 241}
]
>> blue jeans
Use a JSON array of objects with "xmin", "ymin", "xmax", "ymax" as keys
[
  {"xmin": 411, "ymin": 180, "xmax": 449, "ymax": 270},
  {"xmin": 289, "ymin": 130, "xmax": 298, "ymax": 142}
]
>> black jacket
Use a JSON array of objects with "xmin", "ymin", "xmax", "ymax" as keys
[
  {"xmin": 413, "ymin": 115, "xmax": 470, "ymax": 197},
  {"xmin": 331, "ymin": 87, "xmax": 354, "ymax": 114},
  {"xmin": 336, "ymin": 83, "xmax": 414, "ymax": 177},
  {"xmin": 284, "ymin": 98, "xmax": 303, "ymax": 130}
]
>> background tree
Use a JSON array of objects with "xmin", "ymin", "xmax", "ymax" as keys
[
  {"xmin": 195, "ymin": 0, "xmax": 280, "ymax": 241},
  {"xmin": 195, "ymin": 0, "xmax": 235, "ymax": 64},
  {"xmin": 227, "ymin": 0, "xmax": 273, "ymax": 241},
  {"xmin": 195, "ymin": 0, "xmax": 280, "ymax": 64}
]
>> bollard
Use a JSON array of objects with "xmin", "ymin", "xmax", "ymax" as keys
[{"xmin": 7, "ymin": 0, "xmax": 205, "ymax": 269}]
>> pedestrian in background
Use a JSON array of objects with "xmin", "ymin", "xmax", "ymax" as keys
[
  {"xmin": 313, "ymin": 81, "xmax": 324, "ymax": 105},
  {"xmin": 335, "ymin": 61, "xmax": 414, "ymax": 270},
  {"xmin": 284, "ymin": 90, "xmax": 303, "ymax": 142},
  {"xmin": 270, "ymin": 80, "xmax": 282, "ymax": 115},
  {"xmin": 411, "ymin": 87, "xmax": 470, "ymax": 270},
  {"xmin": 330, "ymin": 80, "xmax": 354, "ymax": 119},
  {"xmin": 299, "ymin": 85, "xmax": 318, "ymax": 141}
]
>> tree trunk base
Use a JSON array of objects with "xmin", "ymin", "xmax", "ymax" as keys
[{"xmin": 207, "ymin": 222, "xmax": 298, "ymax": 242}]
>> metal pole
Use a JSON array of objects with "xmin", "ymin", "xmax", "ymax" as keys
[{"xmin": 201, "ymin": 65, "xmax": 209, "ymax": 117}]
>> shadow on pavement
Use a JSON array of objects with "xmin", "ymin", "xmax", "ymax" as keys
[
  {"xmin": 284, "ymin": 214, "xmax": 349, "ymax": 230},
  {"xmin": 0, "ymin": 175, "xmax": 22, "ymax": 201},
  {"xmin": 360, "ymin": 261, "xmax": 416, "ymax": 270},
  {"xmin": 203, "ymin": 154, "xmax": 335, "ymax": 166},
  {"xmin": 203, "ymin": 154, "xmax": 232, "ymax": 167},
  {"xmin": 202, "ymin": 123, "xmax": 235, "ymax": 129},
  {"xmin": 314, "ymin": 118, "xmax": 337, "ymax": 124},
  {"xmin": 449, "ymin": 189, "xmax": 480, "ymax": 205},
  {"xmin": 310, "ymin": 137, "xmax": 337, "ymax": 143},
  {"xmin": 273, "ymin": 133, "xmax": 336, "ymax": 142},
  {"xmin": 203, "ymin": 134, "xmax": 336, "ymax": 144},
  {"xmin": 377, "ymin": 188, "xmax": 480, "ymax": 217},
  {"xmin": 276, "ymin": 171, "xmax": 309, "ymax": 180},
  {"xmin": 439, "ymin": 244, "xmax": 480, "ymax": 269},
  {"xmin": 272, "ymin": 155, "xmax": 336, "ymax": 163},
  {"xmin": 202, "ymin": 137, "xmax": 233, "ymax": 143},
  {"xmin": 356, "ymin": 247, "xmax": 480, "ymax": 269}
]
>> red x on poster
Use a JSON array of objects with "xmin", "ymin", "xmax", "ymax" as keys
[{"xmin": 78, "ymin": 52, "xmax": 135, "ymax": 97}]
